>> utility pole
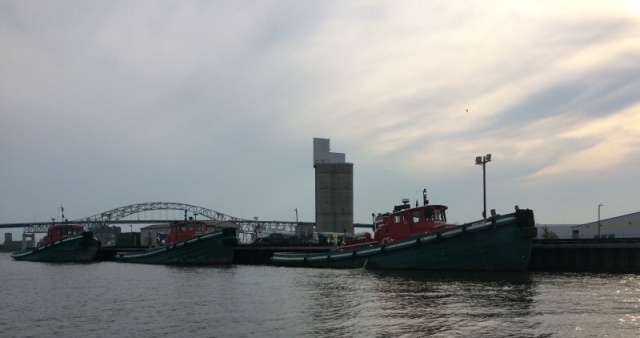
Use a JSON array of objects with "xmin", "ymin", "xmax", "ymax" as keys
[
  {"xmin": 598, "ymin": 203, "xmax": 603, "ymax": 238},
  {"xmin": 475, "ymin": 154, "xmax": 492, "ymax": 219}
]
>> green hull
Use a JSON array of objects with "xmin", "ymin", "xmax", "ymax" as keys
[
  {"xmin": 272, "ymin": 209, "xmax": 537, "ymax": 271},
  {"xmin": 11, "ymin": 232, "xmax": 100, "ymax": 262},
  {"xmin": 114, "ymin": 228, "xmax": 236, "ymax": 265}
]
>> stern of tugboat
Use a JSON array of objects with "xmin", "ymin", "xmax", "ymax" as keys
[{"xmin": 515, "ymin": 208, "xmax": 538, "ymax": 239}]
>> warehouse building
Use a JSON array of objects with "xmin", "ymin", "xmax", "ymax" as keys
[{"xmin": 537, "ymin": 211, "xmax": 640, "ymax": 239}]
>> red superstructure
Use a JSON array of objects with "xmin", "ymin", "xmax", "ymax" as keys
[
  {"xmin": 342, "ymin": 189, "xmax": 455, "ymax": 249},
  {"xmin": 42, "ymin": 224, "xmax": 85, "ymax": 244},
  {"xmin": 164, "ymin": 220, "xmax": 207, "ymax": 245}
]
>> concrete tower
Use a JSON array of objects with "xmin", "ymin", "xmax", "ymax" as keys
[{"xmin": 313, "ymin": 138, "xmax": 353, "ymax": 234}]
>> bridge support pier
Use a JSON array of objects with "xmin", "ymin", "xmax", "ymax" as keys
[{"xmin": 22, "ymin": 233, "xmax": 35, "ymax": 250}]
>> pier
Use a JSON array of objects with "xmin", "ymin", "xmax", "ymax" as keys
[{"xmin": 530, "ymin": 238, "xmax": 640, "ymax": 272}]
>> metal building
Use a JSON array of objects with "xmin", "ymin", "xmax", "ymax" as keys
[
  {"xmin": 313, "ymin": 138, "xmax": 354, "ymax": 234},
  {"xmin": 571, "ymin": 211, "xmax": 640, "ymax": 239},
  {"xmin": 536, "ymin": 211, "xmax": 640, "ymax": 239}
]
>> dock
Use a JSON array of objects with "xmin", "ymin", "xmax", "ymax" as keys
[{"xmin": 530, "ymin": 238, "xmax": 640, "ymax": 272}]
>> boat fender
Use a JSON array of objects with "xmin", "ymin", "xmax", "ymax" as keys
[
  {"xmin": 303, "ymin": 256, "xmax": 307, "ymax": 267},
  {"xmin": 436, "ymin": 233, "xmax": 442, "ymax": 240},
  {"xmin": 380, "ymin": 244, "xmax": 386, "ymax": 253},
  {"xmin": 462, "ymin": 225, "xmax": 467, "ymax": 235},
  {"xmin": 416, "ymin": 237, "xmax": 421, "ymax": 245},
  {"xmin": 352, "ymin": 250, "xmax": 357, "ymax": 260}
]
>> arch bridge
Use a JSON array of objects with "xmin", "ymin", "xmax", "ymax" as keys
[{"xmin": 22, "ymin": 202, "xmax": 305, "ymax": 234}]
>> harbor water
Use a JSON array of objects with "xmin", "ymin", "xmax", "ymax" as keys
[{"xmin": 0, "ymin": 252, "xmax": 638, "ymax": 337}]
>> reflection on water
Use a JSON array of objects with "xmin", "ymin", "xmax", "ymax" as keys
[
  {"xmin": 303, "ymin": 270, "xmax": 538, "ymax": 337},
  {"xmin": 530, "ymin": 272, "xmax": 640, "ymax": 337},
  {"xmin": 1, "ymin": 253, "xmax": 639, "ymax": 338}
]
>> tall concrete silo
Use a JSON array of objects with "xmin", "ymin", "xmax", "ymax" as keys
[{"xmin": 313, "ymin": 138, "xmax": 353, "ymax": 234}]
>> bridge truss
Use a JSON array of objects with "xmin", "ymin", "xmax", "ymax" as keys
[{"xmin": 22, "ymin": 202, "xmax": 304, "ymax": 234}]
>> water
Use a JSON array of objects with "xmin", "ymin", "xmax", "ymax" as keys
[{"xmin": 0, "ymin": 252, "xmax": 638, "ymax": 338}]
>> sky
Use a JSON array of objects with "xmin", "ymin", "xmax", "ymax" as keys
[{"xmin": 1, "ymin": 1, "xmax": 639, "ymax": 236}]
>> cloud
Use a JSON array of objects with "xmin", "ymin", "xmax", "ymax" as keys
[
  {"xmin": 523, "ymin": 106, "xmax": 640, "ymax": 182},
  {"xmin": 1, "ymin": 1, "xmax": 639, "ymax": 226}
]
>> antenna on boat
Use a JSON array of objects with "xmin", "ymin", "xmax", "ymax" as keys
[{"xmin": 423, "ymin": 189, "xmax": 429, "ymax": 206}]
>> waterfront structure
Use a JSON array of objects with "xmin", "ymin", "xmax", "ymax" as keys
[
  {"xmin": 3, "ymin": 233, "xmax": 33, "ymax": 251},
  {"xmin": 313, "ymin": 138, "xmax": 353, "ymax": 234}
]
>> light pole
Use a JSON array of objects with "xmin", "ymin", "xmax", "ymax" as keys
[
  {"xmin": 475, "ymin": 154, "xmax": 492, "ymax": 219},
  {"xmin": 598, "ymin": 203, "xmax": 603, "ymax": 238},
  {"xmin": 294, "ymin": 208, "xmax": 299, "ymax": 223}
]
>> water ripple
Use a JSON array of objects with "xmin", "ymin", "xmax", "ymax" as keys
[{"xmin": 1, "ymin": 254, "xmax": 639, "ymax": 337}]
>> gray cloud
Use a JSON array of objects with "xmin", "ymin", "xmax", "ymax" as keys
[{"xmin": 1, "ymin": 1, "xmax": 639, "ymax": 230}]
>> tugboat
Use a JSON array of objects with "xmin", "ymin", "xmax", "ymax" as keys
[
  {"xmin": 12, "ymin": 219, "xmax": 100, "ymax": 262},
  {"xmin": 114, "ymin": 219, "xmax": 237, "ymax": 265},
  {"xmin": 271, "ymin": 189, "xmax": 537, "ymax": 270}
]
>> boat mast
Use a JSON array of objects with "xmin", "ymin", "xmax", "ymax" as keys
[{"xmin": 423, "ymin": 189, "xmax": 429, "ymax": 206}]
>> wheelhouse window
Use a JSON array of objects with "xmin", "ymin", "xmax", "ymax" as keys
[
  {"xmin": 412, "ymin": 210, "xmax": 422, "ymax": 223},
  {"xmin": 425, "ymin": 208, "xmax": 434, "ymax": 220},
  {"xmin": 394, "ymin": 215, "xmax": 401, "ymax": 224},
  {"xmin": 66, "ymin": 228, "xmax": 80, "ymax": 236},
  {"xmin": 424, "ymin": 208, "xmax": 446, "ymax": 222},
  {"xmin": 433, "ymin": 208, "xmax": 446, "ymax": 222},
  {"xmin": 434, "ymin": 209, "xmax": 443, "ymax": 221}
]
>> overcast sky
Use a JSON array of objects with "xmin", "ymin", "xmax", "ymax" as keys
[{"xmin": 1, "ymin": 1, "xmax": 639, "ymax": 232}]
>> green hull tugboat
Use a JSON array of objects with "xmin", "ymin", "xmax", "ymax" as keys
[
  {"xmin": 12, "ymin": 223, "xmax": 101, "ymax": 262},
  {"xmin": 272, "ymin": 189, "xmax": 537, "ymax": 270},
  {"xmin": 114, "ymin": 220, "xmax": 237, "ymax": 265}
]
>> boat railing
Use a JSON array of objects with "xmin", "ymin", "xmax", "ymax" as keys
[{"xmin": 337, "ymin": 240, "xmax": 378, "ymax": 251}]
